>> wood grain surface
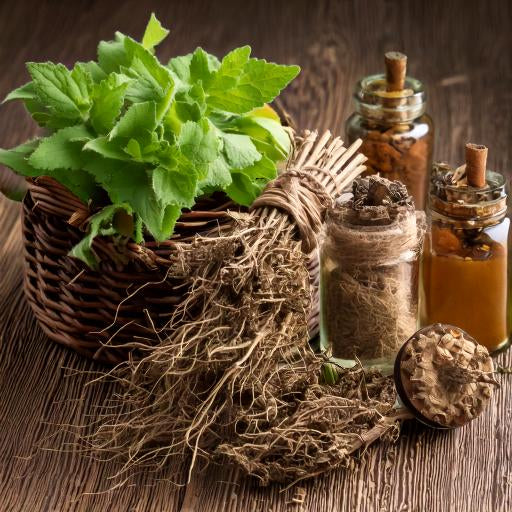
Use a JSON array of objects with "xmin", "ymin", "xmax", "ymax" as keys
[{"xmin": 0, "ymin": 1, "xmax": 511, "ymax": 510}]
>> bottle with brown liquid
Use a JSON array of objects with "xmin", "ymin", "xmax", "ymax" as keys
[
  {"xmin": 346, "ymin": 52, "xmax": 434, "ymax": 210},
  {"xmin": 421, "ymin": 144, "xmax": 510, "ymax": 353}
]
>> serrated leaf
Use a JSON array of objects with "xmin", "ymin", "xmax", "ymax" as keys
[
  {"xmin": 28, "ymin": 125, "xmax": 91, "ymax": 170},
  {"xmin": 83, "ymin": 156, "xmax": 178, "ymax": 241},
  {"xmin": 196, "ymin": 156, "xmax": 232, "ymax": 195},
  {"xmin": 3, "ymin": 82, "xmax": 36, "ymax": 103},
  {"xmin": 123, "ymin": 37, "xmax": 174, "ymax": 117},
  {"xmin": 178, "ymin": 120, "xmax": 220, "ymax": 168},
  {"xmin": 90, "ymin": 73, "xmax": 130, "ymax": 133},
  {"xmin": 70, "ymin": 203, "xmax": 132, "ymax": 268},
  {"xmin": 237, "ymin": 155, "xmax": 276, "ymax": 181},
  {"xmin": 0, "ymin": 140, "xmax": 40, "ymax": 177},
  {"xmin": 47, "ymin": 167, "xmax": 100, "ymax": 203},
  {"xmin": 222, "ymin": 133, "xmax": 261, "ymax": 170},
  {"xmin": 225, "ymin": 172, "xmax": 263, "ymax": 206},
  {"xmin": 152, "ymin": 164, "xmax": 197, "ymax": 208},
  {"xmin": 190, "ymin": 48, "xmax": 216, "ymax": 89},
  {"xmin": 239, "ymin": 59, "xmax": 300, "ymax": 104},
  {"xmin": 27, "ymin": 62, "xmax": 92, "ymax": 120},
  {"xmin": 168, "ymin": 54, "xmax": 192, "ymax": 84},
  {"xmin": 97, "ymin": 32, "xmax": 128, "ymax": 74},
  {"xmin": 80, "ymin": 61, "xmax": 108, "ymax": 83},
  {"xmin": 209, "ymin": 46, "xmax": 251, "ymax": 91},
  {"xmin": 109, "ymin": 101, "xmax": 157, "ymax": 142},
  {"xmin": 84, "ymin": 136, "xmax": 131, "ymax": 161},
  {"xmin": 207, "ymin": 83, "xmax": 262, "ymax": 114},
  {"xmin": 142, "ymin": 13, "xmax": 170, "ymax": 50},
  {"xmin": 235, "ymin": 115, "xmax": 291, "ymax": 159}
]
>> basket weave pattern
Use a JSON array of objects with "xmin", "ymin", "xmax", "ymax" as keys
[{"xmin": 23, "ymin": 176, "xmax": 238, "ymax": 364}]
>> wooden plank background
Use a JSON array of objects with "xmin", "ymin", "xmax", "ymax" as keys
[{"xmin": 0, "ymin": 0, "xmax": 511, "ymax": 510}]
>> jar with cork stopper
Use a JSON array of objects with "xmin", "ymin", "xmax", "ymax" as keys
[
  {"xmin": 346, "ymin": 52, "xmax": 434, "ymax": 210},
  {"xmin": 421, "ymin": 143, "xmax": 510, "ymax": 353}
]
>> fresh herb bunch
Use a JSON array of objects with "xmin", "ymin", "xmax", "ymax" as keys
[{"xmin": 0, "ymin": 14, "xmax": 299, "ymax": 267}]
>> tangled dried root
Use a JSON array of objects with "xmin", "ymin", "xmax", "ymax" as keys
[
  {"xmin": 217, "ymin": 369, "xmax": 397, "ymax": 485},
  {"xmin": 79, "ymin": 132, "xmax": 400, "ymax": 486}
]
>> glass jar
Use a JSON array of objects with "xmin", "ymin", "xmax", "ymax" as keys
[
  {"xmin": 421, "ymin": 164, "xmax": 510, "ymax": 353},
  {"xmin": 346, "ymin": 74, "xmax": 434, "ymax": 210},
  {"xmin": 320, "ymin": 177, "xmax": 426, "ymax": 373}
]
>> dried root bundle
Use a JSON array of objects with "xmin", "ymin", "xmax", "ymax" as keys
[{"xmin": 80, "ymin": 131, "xmax": 400, "ymax": 486}]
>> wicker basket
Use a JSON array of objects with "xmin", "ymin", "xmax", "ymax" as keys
[
  {"xmin": 23, "ymin": 176, "xmax": 240, "ymax": 364},
  {"xmin": 20, "ymin": 129, "xmax": 365, "ymax": 365}
]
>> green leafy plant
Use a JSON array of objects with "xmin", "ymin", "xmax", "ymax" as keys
[{"xmin": 0, "ymin": 14, "xmax": 299, "ymax": 267}]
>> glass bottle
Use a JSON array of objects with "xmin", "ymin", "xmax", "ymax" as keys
[
  {"xmin": 320, "ymin": 176, "xmax": 426, "ymax": 373},
  {"xmin": 421, "ymin": 150, "xmax": 510, "ymax": 353},
  {"xmin": 346, "ymin": 52, "xmax": 434, "ymax": 210}
]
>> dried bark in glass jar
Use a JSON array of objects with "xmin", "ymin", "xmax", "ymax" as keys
[
  {"xmin": 320, "ymin": 176, "xmax": 426, "ymax": 372},
  {"xmin": 421, "ymin": 144, "xmax": 510, "ymax": 353},
  {"xmin": 346, "ymin": 52, "xmax": 434, "ymax": 210}
]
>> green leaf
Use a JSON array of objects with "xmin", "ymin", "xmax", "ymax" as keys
[
  {"xmin": 245, "ymin": 116, "xmax": 291, "ymax": 155},
  {"xmin": 207, "ymin": 83, "xmax": 262, "ymax": 114},
  {"xmin": 84, "ymin": 136, "xmax": 131, "ymax": 161},
  {"xmin": 225, "ymin": 172, "xmax": 263, "ymax": 206},
  {"xmin": 142, "ymin": 13, "xmax": 169, "ymax": 50},
  {"xmin": 80, "ymin": 61, "xmax": 108, "ymax": 83},
  {"xmin": 207, "ymin": 54, "xmax": 299, "ymax": 114},
  {"xmin": 109, "ymin": 101, "xmax": 157, "ymax": 142},
  {"xmin": 28, "ymin": 125, "xmax": 91, "ymax": 171},
  {"xmin": 178, "ymin": 120, "xmax": 220, "ymax": 168},
  {"xmin": 0, "ymin": 137, "xmax": 98, "ymax": 203},
  {"xmin": 124, "ymin": 138, "xmax": 143, "ymax": 160},
  {"xmin": 70, "ymin": 204, "xmax": 132, "ymax": 268},
  {"xmin": 3, "ymin": 82, "xmax": 36, "ymax": 103},
  {"xmin": 209, "ymin": 46, "xmax": 251, "ymax": 91},
  {"xmin": 237, "ymin": 155, "xmax": 277, "ymax": 181},
  {"xmin": 196, "ymin": 156, "xmax": 232, "ymax": 195},
  {"xmin": 97, "ymin": 32, "xmax": 128, "ymax": 74},
  {"xmin": 27, "ymin": 62, "xmax": 92, "ymax": 120},
  {"xmin": 90, "ymin": 73, "xmax": 130, "ymax": 133},
  {"xmin": 0, "ymin": 17, "xmax": 300, "ymax": 268},
  {"xmin": 152, "ymin": 164, "xmax": 197, "ymax": 208},
  {"xmin": 168, "ymin": 54, "xmax": 192, "ymax": 83},
  {"xmin": 47, "ymin": 167, "xmax": 100, "ymax": 203},
  {"xmin": 222, "ymin": 133, "xmax": 261, "ymax": 170},
  {"xmin": 123, "ymin": 36, "xmax": 174, "ymax": 117},
  {"xmin": 0, "ymin": 140, "xmax": 40, "ymax": 177},
  {"xmin": 190, "ymin": 48, "xmax": 216, "ymax": 89},
  {"xmin": 83, "ymin": 156, "xmax": 178, "ymax": 241},
  {"xmin": 230, "ymin": 114, "xmax": 290, "ymax": 160},
  {"xmin": 239, "ymin": 59, "xmax": 300, "ymax": 104}
]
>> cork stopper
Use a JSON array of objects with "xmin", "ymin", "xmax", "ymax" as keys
[
  {"xmin": 465, "ymin": 143, "xmax": 488, "ymax": 188},
  {"xmin": 385, "ymin": 51, "xmax": 407, "ymax": 92},
  {"xmin": 394, "ymin": 324, "xmax": 498, "ymax": 429}
]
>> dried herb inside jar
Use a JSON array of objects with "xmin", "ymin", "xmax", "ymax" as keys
[
  {"xmin": 346, "ymin": 52, "xmax": 434, "ymax": 210},
  {"xmin": 320, "ymin": 176, "xmax": 426, "ymax": 371}
]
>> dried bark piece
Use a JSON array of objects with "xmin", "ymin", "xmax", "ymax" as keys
[
  {"xmin": 466, "ymin": 143, "xmax": 488, "ymax": 188},
  {"xmin": 395, "ymin": 324, "xmax": 498, "ymax": 428},
  {"xmin": 385, "ymin": 51, "xmax": 407, "ymax": 92}
]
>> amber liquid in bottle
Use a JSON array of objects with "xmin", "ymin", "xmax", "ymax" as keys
[{"xmin": 421, "ymin": 220, "xmax": 509, "ymax": 352}]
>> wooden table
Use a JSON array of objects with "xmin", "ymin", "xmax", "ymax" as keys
[{"xmin": 0, "ymin": 1, "xmax": 511, "ymax": 510}]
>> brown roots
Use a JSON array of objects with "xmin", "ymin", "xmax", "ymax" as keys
[{"xmin": 77, "ymin": 132, "xmax": 399, "ymax": 486}]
